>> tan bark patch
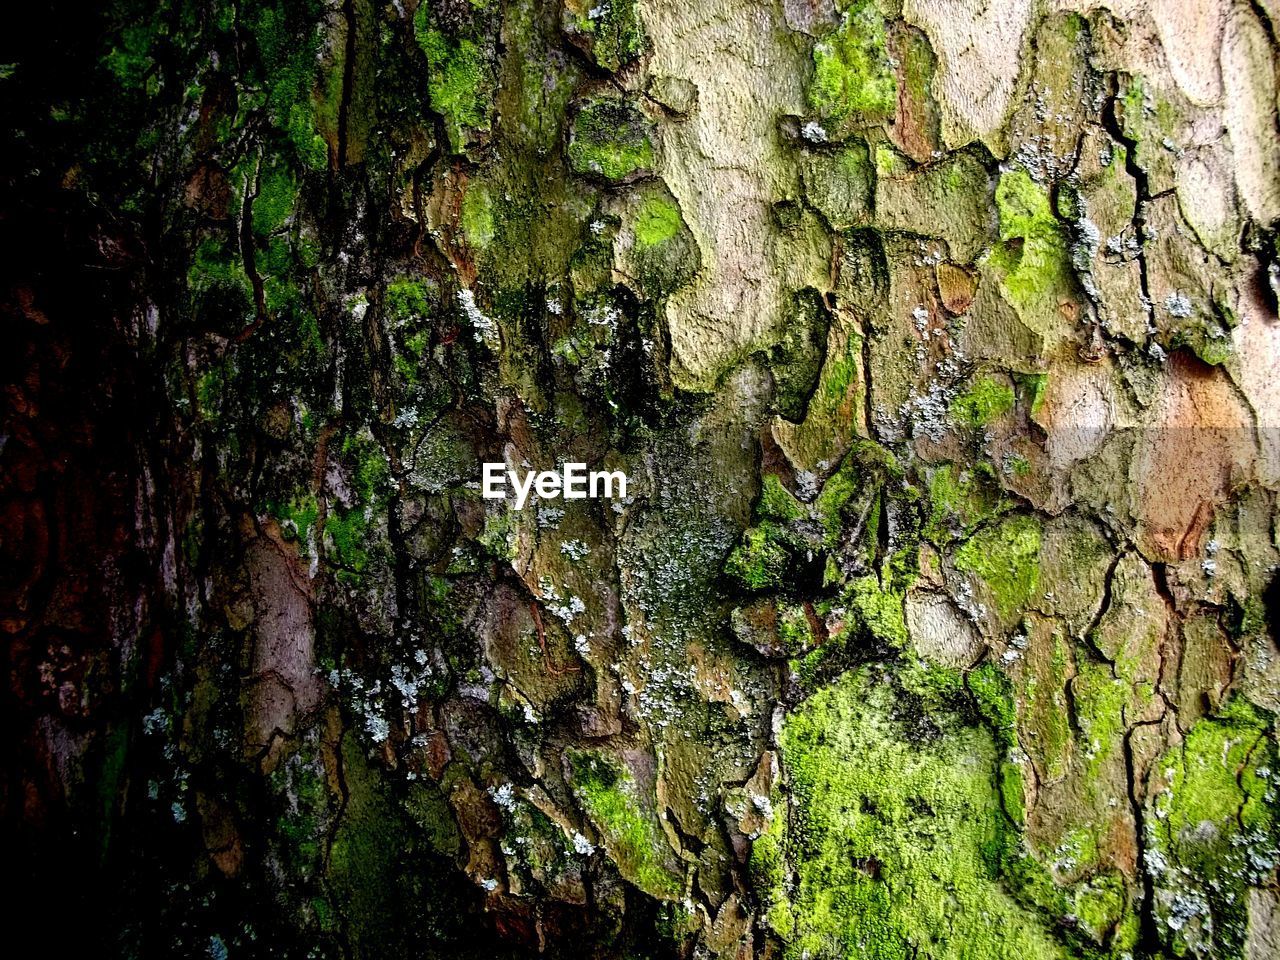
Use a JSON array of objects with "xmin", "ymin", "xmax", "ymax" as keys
[
  {"xmin": 904, "ymin": 591, "xmax": 981, "ymax": 666},
  {"xmin": 1222, "ymin": 3, "xmax": 1280, "ymax": 223},
  {"xmin": 243, "ymin": 533, "xmax": 321, "ymax": 759},
  {"xmin": 1152, "ymin": 0, "xmax": 1225, "ymax": 105},
  {"xmin": 1133, "ymin": 352, "xmax": 1256, "ymax": 560},
  {"xmin": 1233, "ymin": 275, "xmax": 1280, "ymax": 484},
  {"xmin": 902, "ymin": 0, "xmax": 1033, "ymax": 152},
  {"xmin": 641, "ymin": 0, "xmax": 832, "ymax": 390}
]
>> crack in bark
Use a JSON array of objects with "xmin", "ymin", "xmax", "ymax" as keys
[
  {"xmin": 1100, "ymin": 79, "xmax": 1156, "ymax": 336},
  {"xmin": 1122, "ymin": 715, "xmax": 1164, "ymax": 954},
  {"xmin": 1080, "ymin": 545, "xmax": 1126, "ymax": 668},
  {"xmin": 336, "ymin": 0, "xmax": 358, "ymax": 171},
  {"xmin": 235, "ymin": 152, "xmax": 269, "ymax": 341}
]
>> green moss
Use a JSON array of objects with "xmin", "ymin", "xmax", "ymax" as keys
[
  {"xmin": 898, "ymin": 657, "xmax": 967, "ymax": 707},
  {"xmin": 385, "ymin": 278, "xmax": 430, "ymax": 324},
  {"xmin": 950, "ymin": 376, "xmax": 1015, "ymax": 428},
  {"xmin": 252, "ymin": 2, "xmax": 330, "ymax": 171},
  {"xmin": 728, "ymin": 447, "xmax": 903, "ymax": 607},
  {"xmin": 997, "ymin": 170, "xmax": 1056, "ymax": 239},
  {"xmin": 105, "ymin": 23, "xmax": 155, "ymax": 91},
  {"xmin": 461, "ymin": 182, "xmax": 495, "ymax": 249},
  {"xmin": 844, "ymin": 575, "xmax": 908, "ymax": 648},
  {"xmin": 260, "ymin": 233, "xmax": 294, "ymax": 278},
  {"xmin": 414, "ymin": 12, "xmax": 493, "ymax": 153},
  {"xmin": 1070, "ymin": 663, "xmax": 1127, "ymax": 774},
  {"xmin": 270, "ymin": 747, "xmax": 330, "ymax": 884},
  {"xmin": 1118, "ymin": 75, "xmax": 1183, "ymax": 183},
  {"xmin": 768, "ymin": 289, "xmax": 831, "ymax": 421},
  {"xmin": 270, "ymin": 491, "xmax": 320, "ymax": 544},
  {"xmin": 393, "ymin": 311, "xmax": 435, "ymax": 384},
  {"xmin": 1055, "ymin": 826, "xmax": 1102, "ymax": 877},
  {"xmin": 1162, "ymin": 311, "xmax": 1235, "ymax": 366},
  {"xmin": 955, "ymin": 514, "xmax": 1042, "ymax": 619},
  {"xmin": 1068, "ymin": 873, "xmax": 1115, "ymax": 935},
  {"xmin": 567, "ymin": 0, "xmax": 645, "ymax": 72},
  {"xmin": 1191, "ymin": 336, "xmax": 1232, "ymax": 366},
  {"xmin": 751, "ymin": 785, "xmax": 791, "ymax": 934},
  {"xmin": 189, "ymin": 236, "xmax": 252, "ymax": 299},
  {"xmin": 297, "ymin": 310, "xmax": 325, "ymax": 359},
  {"xmin": 195, "ymin": 357, "xmax": 232, "ymax": 422},
  {"xmin": 326, "ymin": 736, "xmax": 395, "ymax": 928},
  {"xmin": 284, "ymin": 103, "xmax": 329, "ymax": 172},
  {"xmin": 726, "ymin": 522, "xmax": 790, "ymax": 591},
  {"xmin": 262, "ymin": 275, "xmax": 297, "ymax": 313},
  {"xmin": 324, "ymin": 730, "xmax": 468, "ymax": 954},
  {"xmin": 778, "ymin": 602, "xmax": 817, "ymax": 653},
  {"xmin": 96, "ymin": 724, "xmax": 130, "ymax": 858},
  {"xmin": 633, "ymin": 194, "xmax": 681, "ymax": 248},
  {"xmin": 622, "ymin": 185, "xmax": 699, "ymax": 298},
  {"xmin": 968, "ymin": 663, "xmax": 1018, "ymax": 750},
  {"xmin": 568, "ymin": 97, "xmax": 653, "ymax": 182},
  {"xmin": 478, "ymin": 507, "xmax": 516, "ymax": 560},
  {"xmin": 998, "ymin": 757, "xmax": 1027, "ymax": 828},
  {"xmin": 296, "ymin": 233, "xmax": 321, "ymax": 269},
  {"xmin": 759, "ymin": 474, "xmax": 806, "ymax": 523},
  {"xmin": 1227, "ymin": 593, "xmax": 1269, "ymax": 645},
  {"xmin": 1148, "ymin": 698, "xmax": 1280, "ymax": 956},
  {"xmin": 926, "ymin": 462, "xmax": 1007, "ymax": 542},
  {"xmin": 252, "ymin": 164, "xmax": 297, "ymax": 235},
  {"xmin": 551, "ymin": 330, "xmax": 591, "ymax": 367},
  {"xmin": 988, "ymin": 171, "xmax": 1078, "ymax": 334},
  {"xmin": 767, "ymin": 669, "xmax": 1067, "ymax": 960},
  {"xmin": 1072, "ymin": 873, "xmax": 1131, "ymax": 948},
  {"xmin": 343, "ymin": 433, "xmax": 390, "ymax": 502},
  {"xmin": 404, "ymin": 329, "xmax": 431, "ymax": 358},
  {"xmin": 567, "ymin": 750, "xmax": 682, "ymax": 899},
  {"xmin": 814, "ymin": 442, "xmax": 900, "ymax": 549},
  {"xmin": 320, "ymin": 434, "xmax": 389, "ymax": 575},
  {"xmin": 325, "ymin": 507, "xmax": 370, "ymax": 573},
  {"xmin": 803, "ymin": 142, "xmax": 874, "ymax": 229},
  {"xmin": 1016, "ymin": 373, "xmax": 1048, "ymax": 418},
  {"xmin": 809, "ymin": 2, "xmax": 897, "ymax": 124},
  {"xmin": 783, "ymin": 328, "xmax": 864, "ymax": 473},
  {"xmin": 1157, "ymin": 702, "xmax": 1272, "ymax": 835},
  {"xmin": 897, "ymin": 19, "xmax": 935, "ymax": 107},
  {"xmin": 314, "ymin": 50, "xmax": 345, "ymax": 149},
  {"xmin": 813, "ymin": 461, "xmax": 859, "ymax": 549},
  {"xmin": 875, "ymin": 141, "xmax": 910, "ymax": 178}
]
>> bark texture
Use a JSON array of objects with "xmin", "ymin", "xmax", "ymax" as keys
[{"xmin": 3, "ymin": 0, "xmax": 1280, "ymax": 958}]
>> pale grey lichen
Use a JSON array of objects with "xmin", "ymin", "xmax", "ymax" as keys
[
  {"xmin": 458, "ymin": 288, "xmax": 499, "ymax": 345},
  {"xmin": 1164, "ymin": 291, "xmax": 1192, "ymax": 318}
]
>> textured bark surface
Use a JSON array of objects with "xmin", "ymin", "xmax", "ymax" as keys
[{"xmin": 3, "ymin": 1, "xmax": 1280, "ymax": 957}]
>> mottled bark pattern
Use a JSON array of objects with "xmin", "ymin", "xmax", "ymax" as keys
[{"xmin": 3, "ymin": 1, "xmax": 1280, "ymax": 958}]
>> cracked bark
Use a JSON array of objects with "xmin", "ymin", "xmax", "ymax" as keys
[{"xmin": 3, "ymin": 1, "xmax": 1280, "ymax": 959}]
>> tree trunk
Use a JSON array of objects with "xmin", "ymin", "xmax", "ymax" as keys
[{"xmin": 3, "ymin": 0, "xmax": 1280, "ymax": 957}]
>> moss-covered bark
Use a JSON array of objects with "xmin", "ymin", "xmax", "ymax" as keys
[{"xmin": 3, "ymin": 0, "xmax": 1280, "ymax": 957}]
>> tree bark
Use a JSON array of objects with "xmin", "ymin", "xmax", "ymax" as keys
[{"xmin": 3, "ymin": 0, "xmax": 1280, "ymax": 957}]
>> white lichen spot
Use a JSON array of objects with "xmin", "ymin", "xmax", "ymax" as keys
[
  {"xmin": 457, "ymin": 288, "xmax": 498, "ymax": 346},
  {"xmin": 1164, "ymin": 291, "xmax": 1193, "ymax": 318},
  {"xmin": 801, "ymin": 121, "xmax": 828, "ymax": 143}
]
